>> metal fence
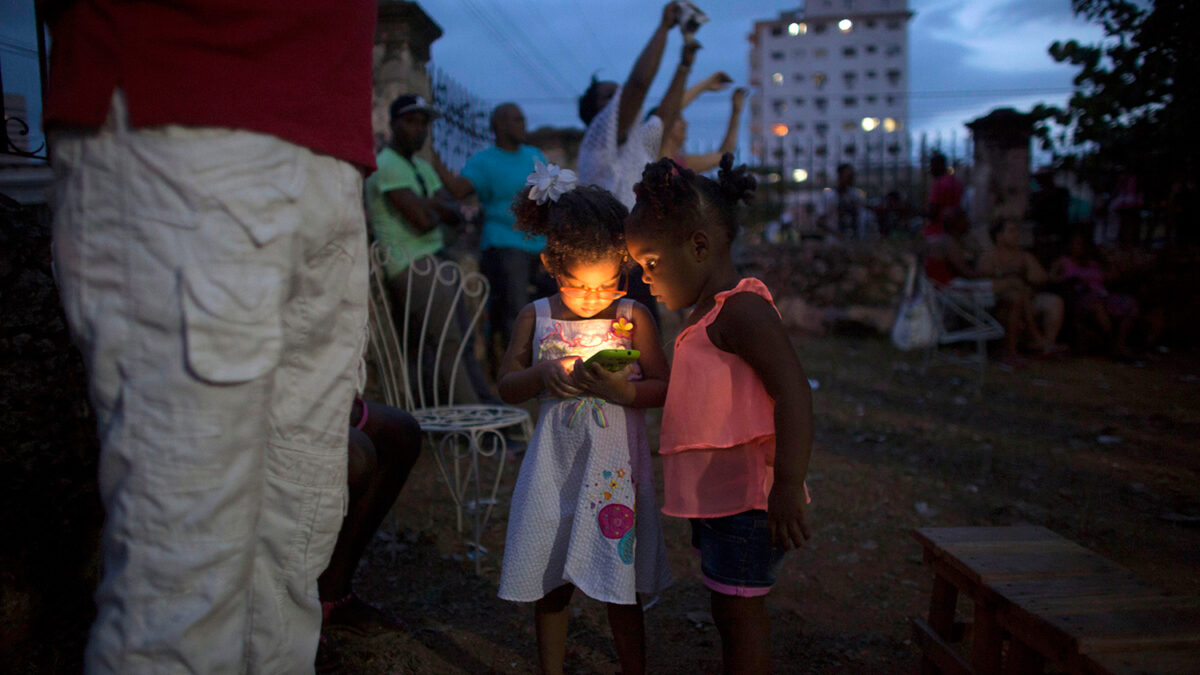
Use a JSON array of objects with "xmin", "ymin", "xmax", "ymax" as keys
[{"xmin": 426, "ymin": 65, "xmax": 493, "ymax": 173}]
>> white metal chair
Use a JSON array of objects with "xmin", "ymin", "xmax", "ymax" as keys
[
  {"xmin": 365, "ymin": 242, "xmax": 530, "ymax": 572},
  {"xmin": 923, "ymin": 277, "xmax": 1005, "ymax": 386}
]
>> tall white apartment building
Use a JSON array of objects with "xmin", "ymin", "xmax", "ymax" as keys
[{"xmin": 749, "ymin": 0, "xmax": 912, "ymax": 187}]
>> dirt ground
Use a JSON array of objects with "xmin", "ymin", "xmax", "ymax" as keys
[{"xmin": 325, "ymin": 334, "xmax": 1200, "ymax": 674}]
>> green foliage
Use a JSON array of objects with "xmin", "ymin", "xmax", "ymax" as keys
[{"xmin": 1042, "ymin": 0, "xmax": 1199, "ymax": 191}]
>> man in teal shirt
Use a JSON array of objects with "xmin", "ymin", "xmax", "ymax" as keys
[{"xmin": 460, "ymin": 103, "xmax": 556, "ymax": 346}]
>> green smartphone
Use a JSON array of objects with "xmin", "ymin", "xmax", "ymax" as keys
[{"xmin": 583, "ymin": 349, "xmax": 641, "ymax": 372}]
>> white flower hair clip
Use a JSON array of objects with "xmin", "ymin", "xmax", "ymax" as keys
[{"xmin": 526, "ymin": 160, "xmax": 578, "ymax": 205}]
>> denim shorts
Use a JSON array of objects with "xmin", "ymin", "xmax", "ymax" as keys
[{"xmin": 690, "ymin": 510, "xmax": 786, "ymax": 597}]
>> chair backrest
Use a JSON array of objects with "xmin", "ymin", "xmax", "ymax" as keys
[{"xmin": 366, "ymin": 242, "xmax": 490, "ymax": 410}]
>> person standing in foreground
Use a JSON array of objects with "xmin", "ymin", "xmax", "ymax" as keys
[
  {"xmin": 460, "ymin": 103, "xmax": 556, "ymax": 349},
  {"xmin": 625, "ymin": 155, "xmax": 814, "ymax": 673},
  {"xmin": 43, "ymin": 2, "xmax": 375, "ymax": 672},
  {"xmin": 496, "ymin": 165, "xmax": 673, "ymax": 675}
]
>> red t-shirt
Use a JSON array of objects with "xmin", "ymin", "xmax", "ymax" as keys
[
  {"xmin": 925, "ymin": 174, "xmax": 964, "ymax": 235},
  {"xmin": 42, "ymin": 1, "xmax": 377, "ymax": 171}
]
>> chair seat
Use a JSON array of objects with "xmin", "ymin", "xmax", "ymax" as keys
[{"xmin": 412, "ymin": 404, "xmax": 530, "ymax": 434}]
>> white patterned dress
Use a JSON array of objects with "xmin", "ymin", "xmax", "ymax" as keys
[{"xmin": 498, "ymin": 298, "xmax": 673, "ymax": 604}]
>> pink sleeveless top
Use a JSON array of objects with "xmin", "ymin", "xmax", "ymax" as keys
[{"xmin": 660, "ymin": 279, "xmax": 779, "ymax": 518}]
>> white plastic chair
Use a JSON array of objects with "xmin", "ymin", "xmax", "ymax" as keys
[
  {"xmin": 365, "ymin": 242, "xmax": 530, "ymax": 572},
  {"xmin": 923, "ymin": 277, "xmax": 1005, "ymax": 386}
]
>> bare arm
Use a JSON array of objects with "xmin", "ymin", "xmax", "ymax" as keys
[
  {"xmin": 710, "ymin": 292, "xmax": 813, "ymax": 550},
  {"xmin": 498, "ymin": 303, "xmax": 582, "ymax": 402},
  {"xmin": 679, "ymin": 87, "xmax": 745, "ymax": 173},
  {"xmin": 429, "ymin": 150, "xmax": 475, "ymax": 201},
  {"xmin": 653, "ymin": 41, "xmax": 700, "ymax": 145},
  {"xmin": 617, "ymin": 3, "xmax": 679, "ymax": 144},
  {"xmin": 385, "ymin": 188, "xmax": 440, "ymax": 234},
  {"xmin": 571, "ymin": 303, "xmax": 669, "ymax": 408},
  {"xmin": 1024, "ymin": 252, "xmax": 1049, "ymax": 286},
  {"xmin": 681, "ymin": 71, "xmax": 732, "ymax": 109}
]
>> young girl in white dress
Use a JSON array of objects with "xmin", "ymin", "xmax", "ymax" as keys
[{"xmin": 497, "ymin": 162, "xmax": 672, "ymax": 675}]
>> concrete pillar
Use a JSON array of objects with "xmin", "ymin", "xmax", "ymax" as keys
[
  {"xmin": 373, "ymin": 1, "xmax": 443, "ymax": 155},
  {"xmin": 967, "ymin": 108, "xmax": 1034, "ymax": 248}
]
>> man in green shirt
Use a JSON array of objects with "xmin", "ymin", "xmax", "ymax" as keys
[{"xmin": 365, "ymin": 94, "xmax": 483, "ymax": 404}]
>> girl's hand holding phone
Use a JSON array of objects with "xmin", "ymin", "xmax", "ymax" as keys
[
  {"xmin": 572, "ymin": 360, "xmax": 635, "ymax": 406},
  {"xmin": 539, "ymin": 357, "xmax": 584, "ymax": 398}
]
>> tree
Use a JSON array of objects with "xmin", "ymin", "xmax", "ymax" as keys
[{"xmin": 1042, "ymin": 0, "xmax": 1199, "ymax": 195}]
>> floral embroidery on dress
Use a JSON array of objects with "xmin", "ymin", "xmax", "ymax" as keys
[{"xmin": 610, "ymin": 317, "xmax": 634, "ymax": 339}]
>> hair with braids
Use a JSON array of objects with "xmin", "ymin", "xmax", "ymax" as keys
[
  {"xmin": 628, "ymin": 153, "xmax": 756, "ymax": 245},
  {"xmin": 511, "ymin": 183, "xmax": 630, "ymax": 277}
]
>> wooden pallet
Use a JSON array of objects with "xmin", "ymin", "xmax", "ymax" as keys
[{"xmin": 912, "ymin": 526, "xmax": 1200, "ymax": 674}]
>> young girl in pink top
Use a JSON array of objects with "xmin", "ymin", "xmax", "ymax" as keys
[{"xmin": 625, "ymin": 154, "xmax": 814, "ymax": 673}]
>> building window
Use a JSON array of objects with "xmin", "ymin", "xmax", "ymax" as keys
[
  {"xmin": 812, "ymin": 72, "xmax": 828, "ymax": 88},
  {"xmin": 815, "ymin": 144, "xmax": 828, "ymax": 157},
  {"xmin": 793, "ymin": 96, "xmax": 806, "ymax": 106},
  {"xmin": 815, "ymin": 97, "xmax": 828, "ymax": 112},
  {"xmin": 844, "ymin": 143, "xmax": 857, "ymax": 155},
  {"xmin": 772, "ymin": 99, "xmax": 788, "ymax": 114},
  {"xmin": 884, "ymin": 117, "xmax": 899, "ymax": 133},
  {"xmin": 772, "ymin": 124, "xmax": 789, "ymax": 137},
  {"xmin": 814, "ymin": 48, "xmax": 828, "ymax": 58},
  {"xmin": 886, "ymin": 70, "xmax": 902, "ymax": 86},
  {"xmin": 866, "ymin": 19, "xmax": 877, "ymax": 29},
  {"xmin": 771, "ymin": 50, "xmax": 785, "ymax": 60},
  {"xmin": 886, "ymin": 44, "xmax": 902, "ymax": 56},
  {"xmin": 771, "ymin": 26, "xmax": 783, "ymax": 36},
  {"xmin": 866, "ymin": 70, "xmax": 878, "ymax": 80},
  {"xmin": 772, "ymin": 72, "xmax": 784, "ymax": 85},
  {"xmin": 866, "ymin": 44, "xmax": 878, "ymax": 54},
  {"xmin": 866, "ymin": 95, "xmax": 878, "ymax": 104},
  {"xmin": 886, "ymin": 94, "xmax": 897, "ymax": 106},
  {"xmin": 843, "ymin": 71, "xmax": 857, "ymax": 88},
  {"xmin": 794, "ymin": 48, "xmax": 807, "ymax": 57},
  {"xmin": 838, "ymin": 19, "xmax": 853, "ymax": 34},
  {"xmin": 887, "ymin": 19, "xmax": 901, "ymax": 30},
  {"xmin": 813, "ymin": 22, "xmax": 827, "ymax": 34},
  {"xmin": 815, "ymin": 122, "xmax": 829, "ymax": 136},
  {"xmin": 842, "ymin": 46, "xmax": 857, "ymax": 57},
  {"xmin": 793, "ymin": 122, "xmax": 807, "ymax": 131},
  {"xmin": 788, "ymin": 22, "xmax": 807, "ymax": 35},
  {"xmin": 842, "ymin": 120, "xmax": 856, "ymax": 131},
  {"xmin": 793, "ymin": 73, "xmax": 805, "ymax": 83},
  {"xmin": 843, "ymin": 96, "xmax": 857, "ymax": 107}
]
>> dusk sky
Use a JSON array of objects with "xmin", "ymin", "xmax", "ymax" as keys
[
  {"xmin": 415, "ymin": 0, "xmax": 1106, "ymax": 160},
  {"xmin": 1, "ymin": 1, "xmax": 1106, "ymax": 162}
]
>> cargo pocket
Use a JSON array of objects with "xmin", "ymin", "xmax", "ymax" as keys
[{"xmin": 182, "ymin": 261, "xmax": 285, "ymax": 384}]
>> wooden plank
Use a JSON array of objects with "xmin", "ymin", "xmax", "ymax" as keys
[
  {"xmin": 990, "ymin": 574, "xmax": 1153, "ymax": 604},
  {"xmin": 912, "ymin": 616, "xmax": 975, "ymax": 675},
  {"xmin": 1082, "ymin": 646, "xmax": 1200, "ymax": 674},
  {"xmin": 1003, "ymin": 603, "xmax": 1200, "ymax": 658},
  {"xmin": 971, "ymin": 599, "xmax": 1003, "ymax": 675},
  {"xmin": 951, "ymin": 549, "xmax": 1126, "ymax": 584},
  {"xmin": 1003, "ymin": 639, "xmax": 1045, "ymax": 675},
  {"xmin": 914, "ymin": 526, "xmax": 1060, "ymax": 549},
  {"xmin": 1022, "ymin": 593, "xmax": 1200, "ymax": 616}
]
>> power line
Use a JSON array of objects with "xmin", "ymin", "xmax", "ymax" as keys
[
  {"xmin": 462, "ymin": 0, "xmax": 577, "ymax": 97},
  {"xmin": 455, "ymin": 0, "xmax": 571, "ymax": 98}
]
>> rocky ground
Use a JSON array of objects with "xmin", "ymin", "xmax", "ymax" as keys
[{"xmin": 325, "ymin": 334, "xmax": 1200, "ymax": 674}]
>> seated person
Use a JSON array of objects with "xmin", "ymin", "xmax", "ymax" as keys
[
  {"xmin": 366, "ymin": 93, "xmax": 493, "ymax": 404},
  {"xmin": 319, "ymin": 399, "xmax": 421, "ymax": 636},
  {"xmin": 977, "ymin": 219, "xmax": 1066, "ymax": 357},
  {"xmin": 1051, "ymin": 231, "xmax": 1140, "ymax": 359}
]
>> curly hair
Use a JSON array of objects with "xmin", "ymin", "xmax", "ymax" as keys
[
  {"xmin": 627, "ymin": 153, "xmax": 756, "ymax": 244},
  {"xmin": 511, "ymin": 183, "xmax": 630, "ymax": 277}
]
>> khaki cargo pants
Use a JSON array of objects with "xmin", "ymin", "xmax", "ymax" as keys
[{"xmin": 52, "ymin": 92, "xmax": 368, "ymax": 674}]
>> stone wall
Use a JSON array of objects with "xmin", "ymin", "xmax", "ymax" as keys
[{"xmin": 736, "ymin": 239, "xmax": 918, "ymax": 335}]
